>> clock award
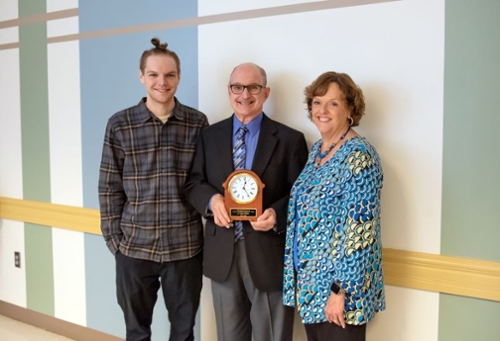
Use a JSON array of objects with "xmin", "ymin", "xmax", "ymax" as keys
[{"xmin": 222, "ymin": 170, "xmax": 265, "ymax": 221}]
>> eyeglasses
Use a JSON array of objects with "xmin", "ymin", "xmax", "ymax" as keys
[{"xmin": 229, "ymin": 84, "xmax": 265, "ymax": 95}]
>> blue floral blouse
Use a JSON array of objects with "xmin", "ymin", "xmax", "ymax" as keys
[{"xmin": 283, "ymin": 136, "xmax": 385, "ymax": 325}]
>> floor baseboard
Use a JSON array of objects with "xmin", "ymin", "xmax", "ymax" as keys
[{"xmin": 0, "ymin": 300, "xmax": 124, "ymax": 341}]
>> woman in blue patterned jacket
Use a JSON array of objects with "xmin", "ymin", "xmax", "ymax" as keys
[{"xmin": 283, "ymin": 71, "xmax": 385, "ymax": 341}]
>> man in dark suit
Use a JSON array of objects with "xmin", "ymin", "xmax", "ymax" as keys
[{"xmin": 185, "ymin": 63, "xmax": 308, "ymax": 341}]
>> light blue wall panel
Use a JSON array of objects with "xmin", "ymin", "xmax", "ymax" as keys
[
  {"xmin": 84, "ymin": 234, "xmax": 124, "ymax": 337},
  {"xmin": 79, "ymin": 0, "xmax": 197, "ymax": 33},
  {"xmin": 85, "ymin": 238, "xmax": 199, "ymax": 340},
  {"xmin": 81, "ymin": 34, "xmax": 145, "ymax": 210},
  {"xmin": 81, "ymin": 28, "xmax": 199, "ymax": 209},
  {"xmin": 81, "ymin": 18, "xmax": 199, "ymax": 341}
]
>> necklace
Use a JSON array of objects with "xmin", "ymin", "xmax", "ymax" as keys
[{"xmin": 315, "ymin": 126, "xmax": 351, "ymax": 167}]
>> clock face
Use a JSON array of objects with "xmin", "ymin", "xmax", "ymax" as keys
[{"xmin": 228, "ymin": 172, "xmax": 259, "ymax": 204}]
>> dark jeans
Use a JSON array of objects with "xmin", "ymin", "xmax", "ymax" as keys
[
  {"xmin": 115, "ymin": 251, "xmax": 203, "ymax": 341},
  {"xmin": 304, "ymin": 321, "xmax": 366, "ymax": 341}
]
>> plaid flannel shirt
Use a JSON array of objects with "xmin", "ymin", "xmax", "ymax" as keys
[{"xmin": 98, "ymin": 97, "xmax": 208, "ymax": 262}]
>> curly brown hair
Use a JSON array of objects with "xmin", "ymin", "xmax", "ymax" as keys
[
  {"xmin": 139, "ymin": 38, "xmax": 181, "ymax": 74},
  {"xmin": 304, "ymin": 71, "xmax": 365, "ymax": 127}
]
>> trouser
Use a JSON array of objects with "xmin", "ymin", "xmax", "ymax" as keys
[
  {"xmin": 115, "ymin": 251, "xmax": 203, "ymax": 341},
  {"xmin": 210, "ymin": 239, "xmax": 294, "ymax": 341},
  {"xmin": 304, "ymin": 321, "xmax": 366, "ymax": 341}
]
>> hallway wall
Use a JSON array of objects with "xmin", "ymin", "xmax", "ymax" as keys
[{"xmin": 0, "ymin": 0, "xmax": 498, "ymax": 340}]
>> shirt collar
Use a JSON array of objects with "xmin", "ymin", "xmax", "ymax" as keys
[
  {"xmin": 138, "ymin": 97, "xmax": 186, "ymax": 124},
  {"xmin": 232, "ymin": 112, "xmax": 263, "ymax": 138}
]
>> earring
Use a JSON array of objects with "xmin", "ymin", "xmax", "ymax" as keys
[{"xmin": 349, "ymin": 117, "xmax": 354, "ymax": 126}]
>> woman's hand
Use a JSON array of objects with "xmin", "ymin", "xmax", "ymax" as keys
[{"xmin": 325, "ymin": 291, "xmax": 346, "ymax": 328}]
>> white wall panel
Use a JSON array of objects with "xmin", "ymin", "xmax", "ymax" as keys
[
  {"xmin": 48, "ymin": 41, "xmax": 82, "ymax": 207},
  {"xmin": 199, "ymin": 0, "xmax": 321, "ymax": 16},
  {"xmin": 52, "ymin": 228, "xmax": 86, "ymax": 325},
  {"xmin": 0, "ymin": 48, "xmax": 23, "ymax": 199},
  {"xmin": 48, "ymin": 41, "xmax": 86, "ymax": 325},
  {"xmin": 200, "ymin": 278, "xmax": 216, "ymax": 341},
  {"xmin": 368, "ymin": 286, "xmax": 439, "ymax": 341},
  {"xmin": 199, "ymin": 0, "xmax": 444, "ymax": 254},
  {"xmin": 0, "ymin": 4, "xmax": 24, "ymax": 312},
  {"xmin": 47, "ymin": 0, "xmax": 78, "ymax": 13},
  {"xmin": 0, "ymin": 220, "xmax": 27, "ymax": 307},
  {"xmin": 0, "ymin": 0, "xmax": 18, "ymax": 21},
  {"xmin": 199, "ymin": 1, "xmax": 443, "ymax": 339},
  {"xmin": 47, "ymin": 17, "xmax": 79, "ymax": 38},
  {"xmin": 0, "ymin": 27, "xmax": 18, "ymax": 45}
]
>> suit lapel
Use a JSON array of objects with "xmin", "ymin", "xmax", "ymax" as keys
[
  {"xmin": 215, "ymin": 117, "xmax": 235, "ymax": 177},
  {"xmin": 252, "ymin": 114, "xmax": 278, "ymax": 177}
]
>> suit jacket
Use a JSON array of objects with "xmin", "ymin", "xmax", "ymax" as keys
[{"xmin": 185, "ymin": 114, "xmax": 308, "ymax": 292}]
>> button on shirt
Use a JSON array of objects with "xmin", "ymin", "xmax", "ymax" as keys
[{"xmin": 99, "ymin": 98, "xmax": 209, "ymax": 262}]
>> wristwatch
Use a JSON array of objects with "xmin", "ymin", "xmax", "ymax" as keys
[{"xmin": 331, "ymin": 283, "xmax": 346, "ymax": 296}]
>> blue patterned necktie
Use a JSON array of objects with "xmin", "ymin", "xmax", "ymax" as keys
[{"xmin": 233, "ymin": 126, "xmax": 248, "ymax": 241}]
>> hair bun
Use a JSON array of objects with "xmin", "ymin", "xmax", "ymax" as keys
[{"xmin": 151, "ymin": 37, "xmax": 168, "ymax": 50}]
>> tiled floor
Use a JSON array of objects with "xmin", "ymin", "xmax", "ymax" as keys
[{"xmin": 0, "ymin": 315, "xmax": 75, "ymax": 341}]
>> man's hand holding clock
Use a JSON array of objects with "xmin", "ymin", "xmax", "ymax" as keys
[
  {"xmin": 210, "ymin": 193, "xmax": 231, "ymax": 228},
  {"xmin": 250, "ymin": 207, "xmax": 276, "ymax": 231},
  {"xmin": 211, "ymin": 193, "xmax": 275, "ymax": 231},
  {"xmin": 214, "ymin": 170, "xmax": 268, "ymax": 229}
]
